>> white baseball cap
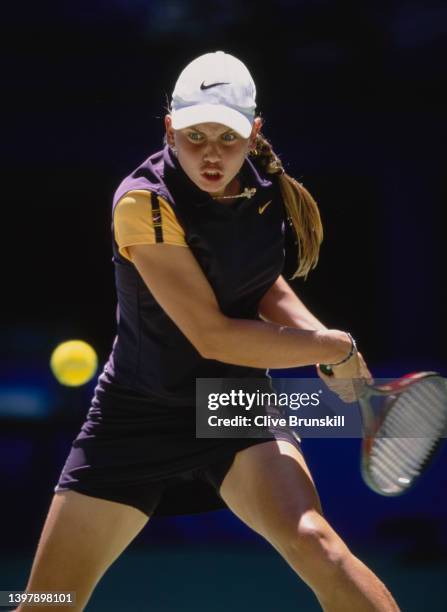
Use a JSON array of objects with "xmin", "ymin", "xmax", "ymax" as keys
[{"xmin": 170, "ymin": 51, "xmax": 256, "ymax": 138}]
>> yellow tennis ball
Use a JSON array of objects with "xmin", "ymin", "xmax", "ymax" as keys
[{"xmin": 50, "ymin": 340, "xmax": 98, "ymax": 387}]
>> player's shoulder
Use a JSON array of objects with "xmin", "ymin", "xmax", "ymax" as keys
[
  {"xmin": 117, "ymin": 189, "xmax": 151, "ymax": 206},
  {"xmin": 112, "ymin": 146, "xmax": 172, "ymax": 205},
  {"xmin": 114, "ymin": 187, "xmax": 183, "ymax": 226},
  {"xmin": 116, "ymin": 190, "xmax": 173, "ymax": 211}
]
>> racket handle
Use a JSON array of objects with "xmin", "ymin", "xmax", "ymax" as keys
[{"xmin": 319, "ymin": 364, "xmax": 334, "ymax": 376}]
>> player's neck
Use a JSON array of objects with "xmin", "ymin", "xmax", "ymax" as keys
[{"xmin": 212, "ymin": 176, "xmax": 242, "ymax": 206}]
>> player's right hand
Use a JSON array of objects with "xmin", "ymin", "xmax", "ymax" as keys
[{"xmin": 316, "ymin": 352, "xmax": 373, "ymax": 402}]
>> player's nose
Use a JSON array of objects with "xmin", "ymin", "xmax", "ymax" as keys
[{"xmin": 202, "ymin": 141, "xmax": 222, "ymax": 163}]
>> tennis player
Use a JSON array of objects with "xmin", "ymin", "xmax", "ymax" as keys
[{"xmin": 18, "ymin": 52, "xmax": 400, "ymax": 611}]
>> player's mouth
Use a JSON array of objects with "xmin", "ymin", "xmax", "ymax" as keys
[{"xmin": 201, "ymin": 169, "xmax": 224, "ymax": 183}]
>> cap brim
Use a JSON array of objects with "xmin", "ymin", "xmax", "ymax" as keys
[{"xmin": 171, "ymin": 104, "xmax": 253, "ymax": 138}]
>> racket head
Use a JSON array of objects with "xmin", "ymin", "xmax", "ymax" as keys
[{"xmin": 360, "ymin": 372, "xmax": 447, "ymax": 496}]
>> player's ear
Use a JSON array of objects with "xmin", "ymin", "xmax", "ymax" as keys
[
  {"xmin": 249, "ymin": 116, "xmax": 263, "ymax": 149},
  {"xmin": 164, "ymin": 115, "xmax": 176, "ymax": 147}
]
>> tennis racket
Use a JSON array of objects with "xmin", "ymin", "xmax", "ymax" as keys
[{"xmin": 320, "ymin": 367, "xmax": 447, "ymax": 496}]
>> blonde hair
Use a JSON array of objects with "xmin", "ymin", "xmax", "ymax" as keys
[{"xmin": 251, "ymin": 133, "xmax": 323, "ymax": 279}]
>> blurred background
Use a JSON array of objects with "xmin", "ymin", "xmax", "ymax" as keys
[{"xmin": 1, "ymin": 1, "xmax": 446, "ymax": 610}]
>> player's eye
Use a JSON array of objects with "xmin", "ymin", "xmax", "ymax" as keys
[
  {"xmin": 187, "ymin": 131, "xmax": 204, "ymax": 142},
  {"xmin": 221, "ymin": 132, "xmax": 238, "ymax": 142}
]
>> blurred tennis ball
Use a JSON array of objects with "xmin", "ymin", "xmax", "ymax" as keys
[{"xmin": 50, "ymin": 340, "xmax": 98, "ymax": 387}]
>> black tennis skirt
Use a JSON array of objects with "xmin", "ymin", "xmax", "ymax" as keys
[{"xmin": 55, "ymin": 370, "xmax": 301, "ymax": 517}]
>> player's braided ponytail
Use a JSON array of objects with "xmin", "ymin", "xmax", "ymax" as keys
[{"xmin": 250, "ymin": 133, "xmax": 323, "ymax": 279}]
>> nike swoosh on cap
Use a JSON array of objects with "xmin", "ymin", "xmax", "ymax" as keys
[
  {"xmin": 200, "ymin": 81, "xmax": 230, "ymax": 90},
  {"xmin": 258, "ymin": 200, "xmax": 272, "ymax": 214}
]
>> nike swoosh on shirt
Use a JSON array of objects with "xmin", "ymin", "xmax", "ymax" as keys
[
  {"xmin": 258, "ymin": 200, "xmax": 272, "ymax": 214},
  {"xmin": 200, "ymin": 81, "xmax": 230, "ymax": 90}
]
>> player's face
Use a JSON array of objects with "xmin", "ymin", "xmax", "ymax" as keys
[{"xmin": 165, "ymin": 117, "xmax": 261, "ymax": 197}]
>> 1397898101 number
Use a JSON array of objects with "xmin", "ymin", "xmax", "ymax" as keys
[{"xmin": 0, "ymin": 591, "xmax": 76, "ymax": 607}]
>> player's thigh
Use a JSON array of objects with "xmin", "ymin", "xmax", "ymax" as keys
[
  {"xmin": 20, "ymin": 490, "xmax": 150, "ymax": 611},
  {"xmin": 219, "ymin": 440, "xmax": 323, "ymax": 545}
]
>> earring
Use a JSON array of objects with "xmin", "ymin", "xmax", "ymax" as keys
[{"xmin": 170, "ymin": 145, "xmax": 178, "ymax": 157}]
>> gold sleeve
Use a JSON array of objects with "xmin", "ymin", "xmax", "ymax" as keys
[{"xmin": 113, "ymin": 190, "xmax": 187, "ymax": 261}]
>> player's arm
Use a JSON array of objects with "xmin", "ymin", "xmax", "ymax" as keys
[
  {"xmin": 258, "ymin": 275, "xmax": 327, "ymax": 331},
  {"xmin": 257, "ymin": 274, "xmax": 372, "ymax": 397},
  {"xmin": 128, "ymin": 243, "xmax": 352, "ymax": 369}
]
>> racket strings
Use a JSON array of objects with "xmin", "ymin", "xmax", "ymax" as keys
[
  {"xmin": 366, "ymin": 378, "xmax": 447, "ymax": 494},
  {"xmin": 383, "ymin": 385, "xmax": 445, "ymax": 436},
  {"xmin": 380, "ymin": 381, "xmax": 447, "ymax": 437},
  {"xmin": 369, "ymin": 438, "xmax": 437, "ymax": 491},
  {"xmin": 384, "ymin": 400, "xmax": 438, "ymax": 436},
  {"xmin": 370, "ymin": 437, "xmax": 436, "ymax": 485}
]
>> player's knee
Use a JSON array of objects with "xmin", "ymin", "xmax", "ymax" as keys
[{"xmin": 280, "ymin": 512, "xmax": 349, "ymax": 579}]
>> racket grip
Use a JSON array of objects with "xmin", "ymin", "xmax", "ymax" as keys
[{"xmin": 319, "ymin": 364, "xmax": 334, "ymax": 376}]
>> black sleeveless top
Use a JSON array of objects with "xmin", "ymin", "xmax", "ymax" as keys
[{"xmin": 105, "ymin": 145, "xmax": 298, "ymax": 405}]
